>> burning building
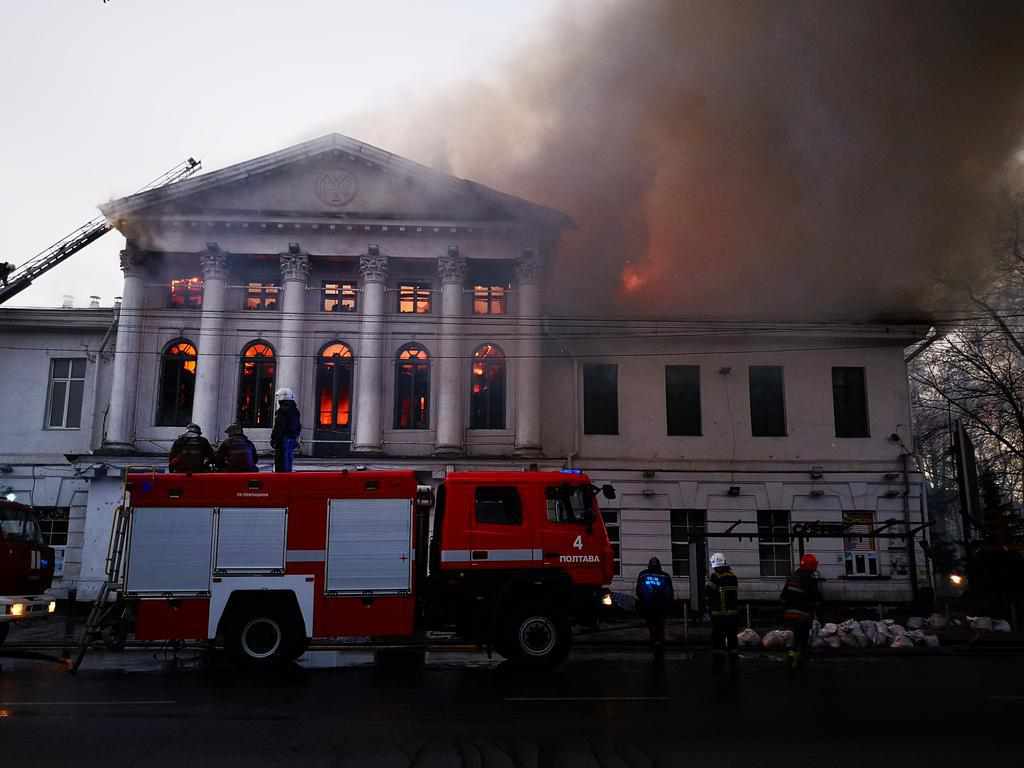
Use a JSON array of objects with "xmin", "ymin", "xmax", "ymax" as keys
[{"xmin": 0, "ymin": 134, "xmax": 931, "ymax": 607}]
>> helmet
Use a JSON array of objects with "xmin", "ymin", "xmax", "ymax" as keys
[
  {"xmin": 800, "ymin": 553, "xmax": 819, "ymax": 571},
  {"xmin": 275, "ymin": 387, "xmax": 296, "ymax": 401},
  {"xmin": 225, "ymin": 423, "xmax": 243, "ymax": 436},
  {"xmin": 710, "ymin": 552, "xmax": 727, "ymax": 569},
  {"xmin": 648, "ymin": 557, "xmax": 662, "ymax": 571},
  {"xmin": 186, "ymin": 423, "xmax": 202, "ymax": 435}
]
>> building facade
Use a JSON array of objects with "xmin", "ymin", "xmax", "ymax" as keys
[{"xmin": 0, "ymin": 134, "xmax": 931, "ymax": 605}]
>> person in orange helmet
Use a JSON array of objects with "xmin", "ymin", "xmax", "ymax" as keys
[{"xmin": 780, "ymin": 553, "xmax": 822, "ymax": 673}]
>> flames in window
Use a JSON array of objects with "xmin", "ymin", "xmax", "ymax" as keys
[{"xmin": 169, "ymin": 277, "xmax": 203, "ymax": 308}]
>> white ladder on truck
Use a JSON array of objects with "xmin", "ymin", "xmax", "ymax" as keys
[{"xmin": 70, "ymin": 502, "xmax": 130, "ymax": 674}]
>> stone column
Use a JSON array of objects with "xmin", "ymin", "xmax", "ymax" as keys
[
  {"xmin": 352, "ymin": 247, "xmax": 389, "ymax": 454},
  {"xmin": 434, "ymin": 247, "xmax": 467, "ymax": 455},
  {"xmin": 277, "ymin": 243, "xmax": 310, "ymax": 405},
  {"xmin": 103, "ymin": 245, "xmax": 146, "ymax": 451},
  {"xmin": 191, "ymin": 244, "xmax": 229, "ymax": 438},
  {"xmin": 514, "ymin": 251, "xmax": 543, "ymax": 456}
]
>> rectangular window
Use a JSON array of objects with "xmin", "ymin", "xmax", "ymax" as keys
[
  {"xmin": 757, "ymin": 510, "xmax": 791, "ymax": 577},
  {"xmin": 398, "ymin": 283, "xmax": 432, "ymax": 314},
  {"xmin": 665, "ymin": 365, "xmax": 701, "ymax": 436},
  {"xmin": 474, "ymin": 486, "xmax": 522, "ymax": 526},
  {"xmin": 844, "ymin": 511, "xmax": 879, "ymax": 576},
  {"xmin": 322, "ymin": 281, "xmax": 357, "ymax": 313},
  {"xmin": 833, "ymin": 367, "xmax": 869, "ymax": 438},
  {"xmin": 749, "ymin": 366, "xmax": 786, "ymax": 437},
  {"xmin": 33, "ymin": 507, "xmax": 70, "ymax": 547},
  {"xmin": 583, "ymin": 364, "xmax": 618, "ymax": 435},
  {"xmin": 670, "ymin": 509, "xmax": 705, "ymax": 577},
  {"xmin": 473, "ymin": 285, "xmax": 507, "ymax": 315},
  {"xmin": 168, "ymin": 277, "xmax": 203, "ymax": 308},
  {"xmin": 245, "ymin": 283, "xmax": 280, "ymax": 311},
  {"xmin": 46, "ymin": 358, "xmax": 86, "ymax": 429},
  {"xmin": 602, "ymin": 509, "xmax": 621, "ymax": 576}
]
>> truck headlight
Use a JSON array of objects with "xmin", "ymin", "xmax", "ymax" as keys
[
  {"xmin": 11, "ymin": 603, "xmax": 25, "ymax": 617},
  {"xmin": 601, "ymin": 593, "xmax": 613, "ymax": 607},
  {"xmin": 48, "ymin": 601, "xmax": 57, "ymax": 613}
]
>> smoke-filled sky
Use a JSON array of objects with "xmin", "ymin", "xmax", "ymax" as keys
[{"xmin": 4, "ymin": 1, "xmax": 1024, "ymax": 320}]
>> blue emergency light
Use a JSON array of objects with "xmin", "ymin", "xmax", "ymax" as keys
[{"xmin": 559, "ymin": 469, "xmax": 583, "ymax": 475}]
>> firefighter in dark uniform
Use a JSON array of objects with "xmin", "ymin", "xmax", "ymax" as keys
[
  {"xmin": 635, "ymin": 557, "xmax": 674, "ymax": 652},
  {"xmin": 705, "ymin": 552, "xmax": 739, "ymax": 674},
  {"xmin": 168, "ymin": 423, "xmax": 214, "ymax": 473},
  {"xmin": 270, "ymin": 387, "xmax": 301, "ymax": 472},
  {"xmin": 781, "ymin": 553, "xmax": 822, "ymax": 672},
  {"xmin": 214, "ymin": 423, "xmax": 258, "ymax": 472}
]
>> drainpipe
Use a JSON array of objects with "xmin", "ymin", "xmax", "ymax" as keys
[{"xmin": 902, "ymin": 451, "xmax": 920, "ymax": 605}]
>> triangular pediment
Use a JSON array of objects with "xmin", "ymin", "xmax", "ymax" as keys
[{"xmin": 100, "ymin": 134, "xmax": 570, "ymax": 228}]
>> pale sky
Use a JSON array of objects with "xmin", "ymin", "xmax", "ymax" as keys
[{"xmin": 0, "ymin": 0, "xmax": 557, "ymax": 308}]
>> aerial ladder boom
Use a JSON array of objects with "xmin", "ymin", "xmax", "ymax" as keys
[{"xmin": 0, "ymin": 157, "xmax": 201, "ymax": 305}]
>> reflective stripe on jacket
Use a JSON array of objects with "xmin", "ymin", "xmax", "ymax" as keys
[{"xmin": 705, "ymin": 568, "xmax": 739, "ymax": 616}]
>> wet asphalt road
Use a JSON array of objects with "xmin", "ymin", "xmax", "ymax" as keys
[{"xmin": 1, "ymin": 648, "xmax": 1022, "ymax": 767}]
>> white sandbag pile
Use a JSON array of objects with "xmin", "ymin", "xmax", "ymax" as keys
[
  {"xmin": 969, "ymin": 616, "xmax": 994, "ymax": 631},
  {"xmin": 926, "ymin": 613, "xmax": 948, "ymax": 630},
  {"xmin": 762, "ymin": 629, "xmax": 794, "ymax": 650},
  {"xmin": 820, "ymin": 622, "xmax": 841, "ymax": 649},
  {"xmin": 906, "ymin": 616, "xmax": 925, "ymax": 630},
  {"xmin": 737, "ymin": 628, "xmax": 761, "ymax": 647},
  {"xmin": 837, "ymin": 619, "xmax": 870, "ymax": 648},
  {"xmin": 993, "ymin": 619, "xmax": 1012, "ymax": 633}
]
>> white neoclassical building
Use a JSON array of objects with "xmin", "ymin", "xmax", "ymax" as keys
[{"xmin": 0, "ymin": 134, "xmax": 932, "ymax": 606}]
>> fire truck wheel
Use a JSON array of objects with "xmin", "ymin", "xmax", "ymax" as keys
[
  {"xmin": 227, "ymin": 610, "xmax": 300, "ymax": 667},
  {"xmin": 502, "ymin": 610, "xmax": 571, "ymax": 666}
]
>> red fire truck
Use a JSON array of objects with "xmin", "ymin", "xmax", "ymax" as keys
[
  {"xmin": 1, "ymin": 500, "xmax": 58, "ymax": 646},
  {"xmin": 107, "ymin": 469, "xmax": 615, "ymax": 666}
]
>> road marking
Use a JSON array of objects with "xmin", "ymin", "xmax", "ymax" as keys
[
  {"xmin": 0, "ymin": 700, "xmax": 176, "ymax": 706},
  {"xmin": 504, "ymin": 696, "xmax": 670, "ymax": 702}
]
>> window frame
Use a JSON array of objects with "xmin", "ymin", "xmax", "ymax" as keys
[
  {"xmin": 397, "ymin": 282, "xmax": 432, "ymax": 314},
  {"xmin": 168, "ymin": 276, "xmax": 204, "ymax": 309},
  {"xmin": 832, "ymin": 366, "xmax": 870, "ymax": 438},
  {"xmin": 316, "ymin": 342, "xmax": 354, "ymax": 429},
  {"xmin": 156, "ymin": 338, "xmax": 198, "ymax": 427},
  {"xmin": 45, "ymin": 357, "xmax": 86, "ymax": 430},
  {"xmin": 582, "ymin": 363, "xmax": 619, "ymax": 436},
  {"xmin": 322, "ymin": 280, "xmax": 358, "ymax": 313},
  {"xmin": 474, "ymin": 486, "xmax": 523, "ymax": 526},
  {"xmin": 749, "ymin": 365, "xmax": 787, "ymax": 437},
  {"xmin": 844, "ymin": 511, "xmax": 880, "ymax": 577},
  {"xmin": 469, "ymin": 344, "xmax": 507, "ymax": 430},
  {"xmin": 472, "ymin": 284, "xmax": 507, "ymax": 316},
  {"xmin": 245, "ymin": 282, "xmax": 280, "ymax": 311},
  {"xmin": 665, "ymin": 365, "xmax": 702, "ymax": 436},
  {"xmin": 670, "ymin": 509, "xmax": 705, "ymax": 577},
  {"xmin": 757, "ymin": 509, "xmax": 792, "ymax": 577},
  {"xmin": 393, "ymin": 344, "xmax": 431, "ymax": 430},
  {"xmin": 236, "ymin": 341, "xmax": 277, "ymax": 428}
]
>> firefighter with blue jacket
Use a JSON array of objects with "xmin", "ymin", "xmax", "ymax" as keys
[
  {"xmin": 705, "ymin": 552, "xmax": 740, "ymax": 674},
  {"xmin": 635, "ymin": 557, "xmax": 674, "ymax": 651}
]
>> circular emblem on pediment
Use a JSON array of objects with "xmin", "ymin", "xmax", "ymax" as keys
[{"xmin": 315, "ymin": 170, "xmax": 358, "ymax": 207}]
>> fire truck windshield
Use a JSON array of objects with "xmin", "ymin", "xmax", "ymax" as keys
[
  {"xmin": 545, "ymin": 484, "xmax": 594, "ymax": 524},
  {"xmin": 0, "ymin": 508, "xmax": 44, "ymax": 545}
]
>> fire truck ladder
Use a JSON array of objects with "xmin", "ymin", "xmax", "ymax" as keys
[
  {"xmin": 70, "ymin": 501, "xmax": 131, "ymax": 674},
  {"xmin": 0, "ymin": 157, "xmax": 201, "ymax": 305}
]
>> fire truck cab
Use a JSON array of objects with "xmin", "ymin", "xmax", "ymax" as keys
[
  {"xmin": 116, "ymin": 469, "xmax": 614, "ymax": 667},
  {"xmin": 1, "ymin": 501, "xmax": 58, "ymax": 645}
]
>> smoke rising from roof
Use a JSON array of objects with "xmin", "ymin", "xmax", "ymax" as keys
[{"xmin": 344, "ymin": 0, "xmax": 1024, "ymax": 320}]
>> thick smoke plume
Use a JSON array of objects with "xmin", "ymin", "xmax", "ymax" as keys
[{"xmin": 344, "ymin": 0, "xmax": 1024, "ymax": 320}]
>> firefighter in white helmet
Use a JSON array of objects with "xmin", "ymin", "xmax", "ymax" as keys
[
  {"xmin": 705, "ymin": 552, "xmax": 740, "ymax": 675},
  {"xmin": 270, "ymin": 388, "xmax": 301, "ymax": 472}
]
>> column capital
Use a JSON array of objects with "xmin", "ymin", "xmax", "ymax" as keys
[
  {"xmin": 359, "ymin": 247, "xmax": 389, "ymax": 284},
  {"xmin": 118, "ymin": 245, "xmax": 146, "ymax": 276},
  {"xmin": 200, "ymin": 243, "xmax": 229, "ymax": 280},
  {"xmin": 514, "ymin": 250, "xmax": 544, "ymax": 285},
  {"xmin": 437, "ymin": 248, "xmax": 467, "ymax": 285},
  {"xmin": 280, "ymin": 243, "xmax": 311, "ymax": 283}
]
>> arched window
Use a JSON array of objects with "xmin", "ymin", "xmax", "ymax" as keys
[
  {"xmin": 156, "ymin": 339, "xmax": 197, "ymax": 426},
  {"xmin": 470, "ymin": 344, "xmax": 506, "ymax": 430},
  {"xmin": 394, "ymin": 345, "xmax": 430, "ymax": 429},
  {"xmin": 317, "ymin": 342, "xmax": 353, "ymax": 428},
  {"xmin": 237, "ymin": 341, "xmax": 276, "ymax": 428}
]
